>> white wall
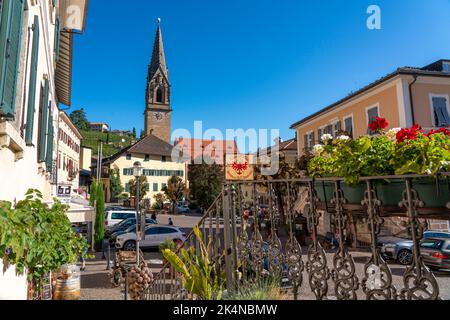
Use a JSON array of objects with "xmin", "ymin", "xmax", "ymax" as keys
[
  {"xmin": 0, "ymin": 0, "xmax": 60, "ymax": 202},
  {"xmin": 0, "ymin": 259, "xmax": 28, "ymax": 300}
]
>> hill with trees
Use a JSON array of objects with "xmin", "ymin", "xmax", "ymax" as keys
[{"xmin": 69, "ymin": 108, "xmax": 134, "ymax": 157}]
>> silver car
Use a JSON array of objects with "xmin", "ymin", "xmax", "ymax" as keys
[{"xmin": 378, "ymin": 230, "xmax": 450, "ymax": 266}]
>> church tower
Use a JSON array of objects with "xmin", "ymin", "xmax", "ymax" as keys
[{"xmin": 144, "ymin": 19, "xmax": 172, "ymax": 143}]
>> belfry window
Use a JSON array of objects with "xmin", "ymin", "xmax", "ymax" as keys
[{"xmin": 156, "ymin": 87, "xmax": 164, "ymax": 103}]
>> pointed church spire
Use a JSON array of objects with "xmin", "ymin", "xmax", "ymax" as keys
[{"xmin": 148, "ymin": 18, "xmax": 169, "ymax": 81}]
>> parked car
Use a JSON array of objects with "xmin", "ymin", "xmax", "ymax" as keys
[
  {"xmin": 105, "ymin": 217, "xmax": 157, "ymax": 238},
  {"xmin": 105, "ymin": 210, "xmax": 137, "ymax": 229},
  {"xmin": 378, "ymin": 229, "xmax": 450, "ymax": 266},
  {"xmin": 176, "ymin": 205, "xmax": 190, "ymax": 214},
  {"xmin": 420, "ymin": 238, "xmax": 450, "ymax": 271},
  {"xmin": 115, "ymin": 225, "xmax": 186, "ymax": 251},
  {"xmin": 378, "ymin": 229, "xmax": 414, "ymax": 265},
  {"xmin": 105, "ymin": 206, "xmax": 130, "ymax": 212},
  {"xmin": 423, "ymin": 231, "xmax": 450, "ymax": 240}
]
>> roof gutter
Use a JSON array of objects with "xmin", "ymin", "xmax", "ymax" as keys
[
  {"xmin": 408, "ymin": 74, "xmax": 418, "ymax": 125},
  {"xmin": 290, "ymin": 70, "xmax": 450, "ymax": 130}
]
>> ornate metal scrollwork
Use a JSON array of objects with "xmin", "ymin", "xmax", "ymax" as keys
[
  {"xmin": 238, "ymin": 228, "xmax": 250, "ymax": 278},
  {"xmin": 285, "ymin": 182, "xmax": 304, "ymax": 299},
  {"xmin": 306, "ymin": 182, "xmax": 330, "ymax": 300},
  {"xmin": 285, "ymin": 236, "xmax": 304, "ymax": 293},
  {"xmin": 398, "ymin": 180, "xmax": 440, "ymax": 300},
  {"xmin": 330, "ymin": 183, "xmax": 359, "ymax": 300},
  {"xmin": 267, "ymin": 232, "xmax": 283, "ymax": 276},
  {"xmin": 361, "ymin": 182, "xmax": 397, "ymax": 300},
  {"xmin": 252, "ymin": 227, "xmax": 266, "ymax": 277}
]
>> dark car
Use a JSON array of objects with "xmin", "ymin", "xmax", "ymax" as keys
[{"xmin": 105, "ymin": 217, "xmax": 156, "ymax": 239}]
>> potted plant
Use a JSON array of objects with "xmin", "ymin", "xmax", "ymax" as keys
[{"xmin": 308, "ymin": 119, "xmax": 450, "ymax": 208}]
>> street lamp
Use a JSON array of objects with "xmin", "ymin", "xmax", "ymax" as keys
[{"xmin": 133, "ymin": 161, "xmax": 143, "ymax": 265}]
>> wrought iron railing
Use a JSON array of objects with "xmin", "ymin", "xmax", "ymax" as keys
[
  {"xmin": 143, "ymin": 193, "xmax": 226, "ymax": 300},
  {"xmin": 144, "ymin": 173, "xmax": 450, "ymax": 300}
]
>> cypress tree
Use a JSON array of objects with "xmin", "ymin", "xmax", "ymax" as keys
[{"xmin": 94, "ymin": 182, "xmax": 105, "ymax": 250}]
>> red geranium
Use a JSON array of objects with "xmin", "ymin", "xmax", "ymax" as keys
[
  {"xmin": 369, "ymin": 117, "xmax": 389, "ymax": 132},
  {"xmin": 396, "ymin": 124, "xmax": 423, "ymax": 143},
  {"xmin": 425, "ymin": 127, "xmax": 450, "ymax": 138}
]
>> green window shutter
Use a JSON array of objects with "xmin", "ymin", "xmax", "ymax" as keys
[
  {"xmin": 54, "ymin": 16, "xmax": 60, "ymax": 61},
  {"xmin": 146, "ymin": 184, "xmax": 150, "ymax": 192},
  {"xmin": 25, "ymin": 15, "xmax": 40, "ymax": 145},
  {"xmin": 153, "ymin": 183, "xmax": 158, "ymax": 192},
  {"xmin": 38, "ymin": 79, "xmax": 49, "ymax": 161},
  {"xmin": 0, "ymin": 0, "xmax": 25, "ymax": 118},
  {"xmin": 45, "ymin": 112, "xmax": 54, "ymax": 173},
  {"xmin": 125, "ymin": 183, "xmax": 130, "ymax": 192}
]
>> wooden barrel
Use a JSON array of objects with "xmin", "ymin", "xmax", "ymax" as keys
[{"xmin": 53, "ymin": 276, "xmax": 81, "ymax": 300}]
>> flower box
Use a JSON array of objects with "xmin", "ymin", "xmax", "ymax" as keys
[
  {"xmin": 309, "ymin": 118, "xmax": 450, "ymax": 211},
  {"xmin": 314, "ymin": 177, "xmax": 450, "ymax": 209}
]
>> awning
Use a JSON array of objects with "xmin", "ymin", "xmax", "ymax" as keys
[
  {"xmin": 66, "ymin": 202, "xmax": 95, "ymax": 223},
  {"xmin": 55, "ymin": 31, "xmax": 73, "ymax": 106},
  {"xmin": 45, "ymin": 196, "xmax": 95, "ymax": 223}
]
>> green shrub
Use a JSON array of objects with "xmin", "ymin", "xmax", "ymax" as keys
[{"xmin": 0, "ymin": 190, "xmax": 90, "ymax": 289}]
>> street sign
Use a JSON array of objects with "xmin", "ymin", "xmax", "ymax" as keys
[
  {"xmin": 57, "ymin": 184, "xmax": 72, "ymax": 204},
  {"xmin": 59, "ymin": 0, "xmax": 89, "ymax": 33}
]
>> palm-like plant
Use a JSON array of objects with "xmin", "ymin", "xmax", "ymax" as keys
[{"xmin": 161, "ymin": 227, "xmax": 224, "ymax": 300}]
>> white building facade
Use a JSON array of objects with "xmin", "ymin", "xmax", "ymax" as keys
[
  {"xmin": 0, "ymin": 0, "xmax": 87, "ymax": 203},
  {"xmin": 57, "ymin": 111, "xmax": 81, "ymax": 191}
]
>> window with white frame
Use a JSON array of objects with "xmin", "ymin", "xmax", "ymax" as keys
[
  {"xmin": 308, "ymin": 132, "xmax": 315, "ymax": 150},
  {"xmin": 344, "ymin": 116, "xmax": 354, "ymax": 138},
  {"xmin": 303, "ymin": 132, "xmax": 315, "ymax": 152},
  {"xmin": 431, "ymin": 95, "xmax": 450, "ymax": 127},
  {"xmin": 324, "ymin": 124, "xmax": 333, "ymax": 136},
  {"xmin": 367, "ymin": 106, "xmax": 379, "ymax": 134},
  {"xmin": 318, "ymin": 127, "xmax": 324, "ymax": 143},
  {"xmin": 332, "ymin": 120, "xmax": 341, "ymax": 136}
]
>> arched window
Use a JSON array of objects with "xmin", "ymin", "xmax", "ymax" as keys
[{"xmin": 156, "ymin": 87, "xmax": 164, "ymax": 103}]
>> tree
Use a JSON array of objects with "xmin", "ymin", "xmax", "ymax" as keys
[
  {"xmin": 188, "ymin": 158, "xmax": 224, "ymax": 212},
  {"xmin": 109, "ymin": 168, "xmax": 123, "ymax": 201},
  {"xmin": 69, "ymin": 108, "xmax": 89, "ymax": 131},
  {"xmin": 153, "ymin": 193, "xmax": 167, "ymax": 210},
  {"xmin": 89, "ymin": 179, "xmax": 98, "ymax": 207},
  {"xmin": 94, "ymin": 182, "xmax": 105, "ymax": 250},
  {"xmin": 162, "ymin": 176, "xmax": 187, "ymax": 215},
  {"xmin": 132, "ymin": 127, "xmax": 137, "ymax": 139},
  {"xmin": 140, "ymin": 129, "xmax": 144, "ymax": 139},
  {"xmin": 128, "ymin": 176, "xmax": 148, "ymax": 203}
]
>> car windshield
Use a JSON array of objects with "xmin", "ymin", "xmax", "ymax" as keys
[
  {"xmin": 118, "ymin": 218, "xmax": 135, "ymax": 227},
  {"xmin": 125, "ymin": 225, "xmax": 137, "ymax": 233}
]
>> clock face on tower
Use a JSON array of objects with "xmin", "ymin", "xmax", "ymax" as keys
[{"xmin": 153, "ymin": 112, "xmax": 164, "ymax": 122}]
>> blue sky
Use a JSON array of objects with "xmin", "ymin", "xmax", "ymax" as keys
[{"xmin": 71, "ymin": 0, "xmax": 450, "ymax": 151}]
